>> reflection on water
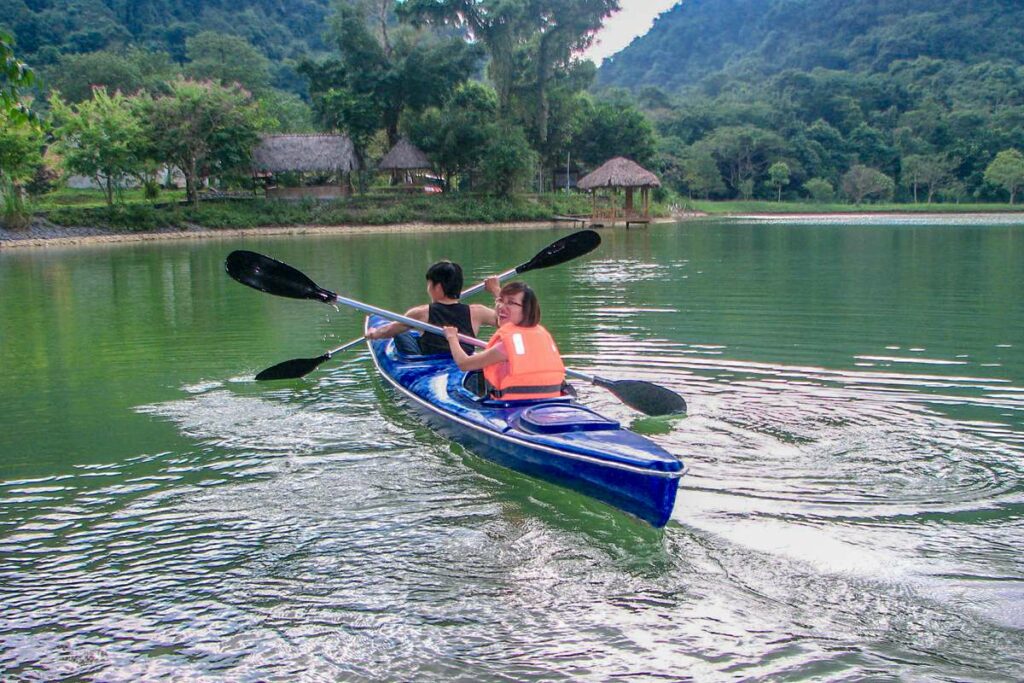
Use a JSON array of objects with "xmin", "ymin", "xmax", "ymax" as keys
[{"xmin": 1, "ymin": 220, "xmax": 1023, "ymax": 680}]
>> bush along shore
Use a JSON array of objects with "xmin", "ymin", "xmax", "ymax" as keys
[{"xmin": 1, "ymin": 193, "xmax": 609, "ymax": 240}]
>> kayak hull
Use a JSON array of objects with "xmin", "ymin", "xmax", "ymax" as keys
[{"xmin": 365, "ymin": 317, "xmax": 685, "ymax": 527}]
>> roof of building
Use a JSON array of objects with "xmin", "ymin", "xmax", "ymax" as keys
[{"xmin": 251, "ymin": 134, "xmax": 361, "ymax": 173}]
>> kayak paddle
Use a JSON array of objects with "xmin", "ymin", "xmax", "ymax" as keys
[
  {"xmin": 250, "ymin": 230, "xmax": 601, "ymax": 381},
  {"xmin": 226, "ymin": 249, "xmax": 687, "ymax": 417}
]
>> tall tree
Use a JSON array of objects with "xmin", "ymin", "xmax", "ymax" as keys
[
  {"xmin": 303, "ymin": 0, "xmax": 481, "ymax": 152},
  {"xmin": 400, "ymin": 0, "xmax": 618, "ymax": 140},
  {"xmin": 841, "ymin": 164, "xmax": 894, "ymax": 204},
  {"xmin": 399, "ymin": 0, "xmax": 527, "ymax": 115},
  {"xmin": 768, "ymin": 161, "xmax": 790, "ymax": 201},
  {"xmin": 527, "ymin": 0, "xmax": 618, "ymax": 145},
  {"xmin": 138, "ymin": 78, "xmax": 262, "ymax": 205},
  {"xmin": 49, "ymin": 88, "xmax": 147, "ymax": 205},
  {"xmin": 983, "ymin": 148, "xmax": 1024, "ymax": 204}
]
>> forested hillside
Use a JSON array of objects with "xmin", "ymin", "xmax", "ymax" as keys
[
  {"xmin": 0, "ymin": 0, "xmax": 331, "ymax": 61},
  {"xmin": 596, "ymin": 0, "xmax": 1024, "ymax": 203},
  {"xmin": 598, "ymin": 0, "xmax": 1024, "ymax": 90}
]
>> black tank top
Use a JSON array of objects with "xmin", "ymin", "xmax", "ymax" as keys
[{"xmin": 418, "ymin": 302, "xmax": 475, "ymax": 355}]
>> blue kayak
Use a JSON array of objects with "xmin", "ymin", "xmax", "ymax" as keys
[{"xmin": 365, "ymin": 315, "xmax": 686, "ymax": 527}]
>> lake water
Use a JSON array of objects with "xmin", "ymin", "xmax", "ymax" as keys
[{"xmin": 1, "ymin": 218, "xmax": 1022, "ymax": 680}]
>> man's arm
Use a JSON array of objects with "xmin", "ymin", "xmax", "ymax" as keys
[{"xmin": 365, "ymin": 304, "xmax": 428, "ymax": 339}]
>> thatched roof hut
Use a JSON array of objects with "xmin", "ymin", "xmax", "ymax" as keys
[
  {"xmin": 378, "ymin": 137, "xmax": 431, "ymax": 171},
  {"xmin": 251, "ymin": 134, "xmax": 361, "ymax": 174},
  {"xmin": 577, "ymin": 156, "xmax": 660, "ymax": 190},
  {"xmin": 577, "ymin": 157, "xmax": 661, "ymax": 225}
]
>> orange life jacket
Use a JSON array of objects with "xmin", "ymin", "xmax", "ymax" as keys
[{"xmin": 483, "ymin": 323, "xmax": 566, "ymax": 400}]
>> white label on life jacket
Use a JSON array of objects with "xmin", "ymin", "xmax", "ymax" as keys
[{"xmin": 512, "ymin": 333, "xmax": 526, "ymax": 355}]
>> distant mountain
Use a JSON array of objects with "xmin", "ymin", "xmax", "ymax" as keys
[
  {"xmin": 597, "ymin": 0, "xmax": 1024, "ymax": 91},
  {"xmin": 0, "ymin": 0, "xmax": 332, "ymax": 62}
]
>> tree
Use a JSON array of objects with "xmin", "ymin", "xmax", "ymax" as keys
[
  {"xmin": 49, "ymin": 88, "xmax": 147, "ymax": 205},
  {"xmin": 525, "ymin": 1, "xmax": 619, "ymax": 146},
  {"xmin": 404, "ymin": 81, "xmax": 498, "ymax": 187},
  {"xmin": 302, "ymin": 0, "xmax": 481, "ymax": 155},
  {"xmin": 983, "ymin": 149, "xmax": 1024, "ymax": 204},
  {"xmin": 841, "ymin": 164, "xmax": 895, "ymax": 204},
  {"xmin": 44, "ymin": 50, "xmax": 145, "ymax": 104},
  {"xmin": 680, "ymin": 147, "xmax": 725, "ymax": 199},
  {"xmin": 803, "ymin": 177, "xmax": 834, "ymax": 202},
  {"xmin": 0, "ymin": 110, "xmax": 44, "ymax": 183},
  {"xmin": 477, "ymin": 123, "xmax": 536, "ymax": 197},
  {"xmin": 185, "ymin": 32, "xmax": 272, "ymax": 94},
  {"xmin": 573, "ymin": 95, "xmax": 657, "ymax": 168},
  {"xmin": 1, "ymin": 30, "xmax": 36, "ymax": 124},
  {"xmin": 399, "ymin": 0, "xmax": 529, "ymax": 115},
  {"xmin": 694, "ymin": 125, "xmax": 786, "ymax": 198},
  {"xmin": 399, "ymin": 0, "xmax": 618, "ymax": 132},
  {"xmin": 768, "ymin": 161, "xmax": 790, "ymax": 201},
  {"xmin": 138, "ymin": 78, "xmax": 262, "ymax": 205},
  {"xmin": 900, "ymin": 153, "xmax": 956, "ymax": 203}
]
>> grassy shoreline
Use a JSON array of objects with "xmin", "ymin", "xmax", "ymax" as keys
[{"xmin": 3, "ymin": 193, "xmax": 1023, "ymax": 250}]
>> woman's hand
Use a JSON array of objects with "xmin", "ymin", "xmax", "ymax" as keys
[
  {"xmin": 442, "ymin": 325, "xmax": 459, "ymax": 343},
  {"xmin": 484, "ymin": 276, "xmax": 501, "ymax": 297}
]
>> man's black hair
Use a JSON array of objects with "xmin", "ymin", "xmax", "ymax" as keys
[{"xmin": 425, "ymin": 260, "xmax": 463, "ymax": 299}]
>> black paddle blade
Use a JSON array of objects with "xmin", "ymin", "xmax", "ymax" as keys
[
  {"xmin": 518, "ymin": 230, "xmax": 600, "ymax": 273},
  {"xmin": 595, "ymin": 378, "xmax": 687, "ymax": 417},
  {"xmin": 255, "ymin": 354, "xmax": 331, "ymax": 381},
  {"xmin": 225, "ymin": 250, "xmax": 336, "ymax": 302}
]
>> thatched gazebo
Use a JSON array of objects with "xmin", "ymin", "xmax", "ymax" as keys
[
  {"xmin": 378, "ymin": 137, "xmax": 435, "ymax": 189},
  {"xmin": 577, "ymin": 157, "xmax": 661, "ymax": 226},
  {"xmin": 251, "ymin": 134, "xmax": 361, "ymax": 199}
]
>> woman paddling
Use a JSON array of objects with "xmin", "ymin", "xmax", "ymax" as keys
[{"xmin": 443, "ymin": 282, "xmax": 566, "ymax": 400}]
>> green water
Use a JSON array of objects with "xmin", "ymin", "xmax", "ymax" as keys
[{"xmin": 1, "ymin": 217, "xmax": 1022, "ymax": 680}]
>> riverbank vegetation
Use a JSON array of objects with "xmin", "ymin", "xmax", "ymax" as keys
[
  {"xmin": 2, "ymin": 1, "xmax": 1024, "ymax": 233},
  {"xmin": 39, "ymin": 192, "xmax": 600, "ymax": 231}
]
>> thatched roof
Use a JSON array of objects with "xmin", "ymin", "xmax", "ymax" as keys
[
  {"xmin": 377, "ymin": 137, "xmax": 432, "ymax": 171},
  {"xmin": 251, "ymin": 134, "xmax": 360, "ymax": 173},
  {"xmin": 577, "ymin": 157, "xmax": 661, "ymax": 190}
]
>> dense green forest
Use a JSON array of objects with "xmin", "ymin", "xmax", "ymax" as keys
[
  {"xmin": 0, "ymin": 0, "xmax": 331, "ymax": 62},
  {"xmin": 2, "ymin": 0, "xmax": 1024, "ymax": 214},
  {"xmin": 598, "ymin": 0, "xmax": 1024, "ymax": 202}
]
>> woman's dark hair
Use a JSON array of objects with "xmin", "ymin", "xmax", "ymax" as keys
[
  {"xmin": 500, "ymin": 281, "xmax": 541, "ymax": 326},
  {"xmin": 425, "ymin": 260, "xmax": 463, "ymax": 299}
]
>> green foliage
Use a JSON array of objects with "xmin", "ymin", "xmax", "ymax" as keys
[
  {"xmin": 1, "ymin": 29, "xmax": 36, "ymax": 123},
  {"xmin": 803, "ymin": 177, "xmax": 834, "ymax": 202},
  {"xmin": 599, "ymin": 0, "xmax": 1024, "ymax": 92},
  {"xmin": 43, "ymin": 49, "xmax": 150, "ymax": 103},
  {"xmin": 404, "ymin": 81, "xmax": 498, "ymax": 185},
  {"xmin": 478, "ymin": 124, "xmax": 537, "ymax": 197},
  {"xmin": 49, "ymin": 88, "xmax": 146, "ymax": 205},
  {"xmin": 983, "ymin": 149, "xmax": 1024, "ymax": 204},
  {"xmin": 0, "ymin": 109, "xmax": 44, "ymax": 182},
  {"xmin": 137, "ymin": 78, "xmax": 262, "ymax": 204},
  {"xmin": 572, "ymin": 94, "xmax": 657, "ymax": 168},
  {"xmin": 841, "ymin": 165, "xmax": 895, "ymax": 204},
  {"xmin": 302, "ymin": 0, "xmax": 482, "ymax": 153},
  {"xmin": 184, "ymin": 32, "xmax": 272, "ymax": 94},
  {"xmin": 767, "ymin": 161, "xmax": 790, "ymax": 201}
]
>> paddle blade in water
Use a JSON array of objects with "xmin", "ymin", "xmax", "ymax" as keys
[
  {"xmin": 255, "ymin": 354, "xmax": 331, "ymax": 381},
  {"xmin": 225, "ymin": 250, "xmax": 336, "ymax": 302},
  {"xmin": 596, "ymin": 378, "xmax": 687, "ymax": 417},
  {"xmin": 519, "ymin": 230, "xmax": 600, "ymax": 273}
]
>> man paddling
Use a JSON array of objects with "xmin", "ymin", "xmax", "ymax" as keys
[{"xmin": 365, "ymin": 260, "xmax": 499, "ymax": 356}]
